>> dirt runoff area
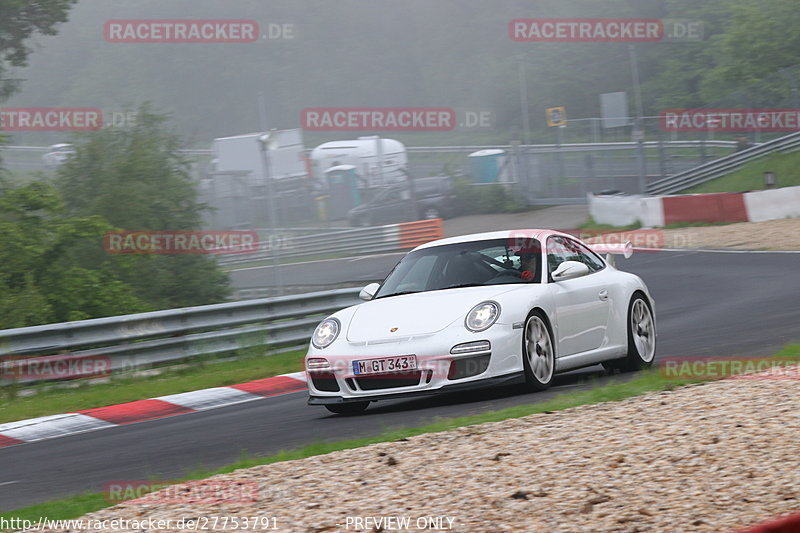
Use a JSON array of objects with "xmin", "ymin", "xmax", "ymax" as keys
[
  {"xmin": 43, "ymin": 370, "xmax": 800, "ymax": 533},
  {"xmin": 593, "ymin": 218, "xmax": 800, "ymax": 251}
]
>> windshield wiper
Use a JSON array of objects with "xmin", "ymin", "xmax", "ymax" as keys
[
  {"xmin": 443, "ymin": 283, "xmax": 484, "ymax": 290},
  {"xmin": 375, "ymin": 290, "xmax": 421, "ymax": 299}
]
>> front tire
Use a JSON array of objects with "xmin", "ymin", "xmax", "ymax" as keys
[
  {"xmin": 603, "ymin": 293, "xmax": 656, "ymax": 373},
  {"xmin": 325, "ymin": 401, "xmax": 369, "ymax": 415},
  {"xmin": 522, "ymin": 312, "xmax": 554, "ymax": 391}
]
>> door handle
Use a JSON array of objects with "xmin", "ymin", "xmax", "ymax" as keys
[{"xmin": 598, "ymin": 289, "xmax": 609, "ymax": 301}]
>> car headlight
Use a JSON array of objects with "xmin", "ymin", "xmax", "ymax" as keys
[
  {"xmin": 312, "ymin": 318, "xmax": 341, "ymax": 349},
  {"xmin": 465, "ymin": 301, "xmax": 500, "ymax": 332}
]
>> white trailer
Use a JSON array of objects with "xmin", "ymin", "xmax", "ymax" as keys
[
  {"xmin": 310, "ymin": 136, "xmax": 407, "ymax": 187},
  {"xmin": 213, "ymin": 129, "xmax": 307, "ymax": 181}
]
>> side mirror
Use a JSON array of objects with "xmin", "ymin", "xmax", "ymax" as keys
[
  {"xmin": 552, "ymin": 260, "xmax": 590, "ymax": 281},
  {"xmin": 359, "ymin": 282, "xmax": 380, "ymax": 301}
]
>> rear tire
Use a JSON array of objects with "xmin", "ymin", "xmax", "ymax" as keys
[
  {"xmin": 522, "ymin": 312, "xmax": 554, "ymax": 391},
  {"xmin": 324, "ymin": 401, "xmax": 369, "ymax": 415},
  {"xmin": 603, "ymin": 293, "xmax": 656, "ymax": 373}
]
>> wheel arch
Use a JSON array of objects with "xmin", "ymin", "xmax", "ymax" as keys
[
  {"xmin": 523, "ymin": 306, "xmax": 557, "ymax": 359},
  {"xmin": 629, "ymin": 288, "xmax": 656, "ymax": 336}
]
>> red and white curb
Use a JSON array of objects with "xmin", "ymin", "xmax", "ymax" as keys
[
  {"xmin": 589, "ymin": 184, "xmax": 800, "ymax": 227},
  {"xmin": 735, "ymin": 511, "xmax": 800, "ymax": 533},
  {"xmin": 0, "ymin": 372, "xmax": 307, "ymax": 449}
]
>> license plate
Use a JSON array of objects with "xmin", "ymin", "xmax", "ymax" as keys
[{"xmin": 353, "ymin": 355, "xmax": 417, "ymax": 375}]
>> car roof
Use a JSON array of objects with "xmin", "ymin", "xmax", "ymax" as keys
[{"xmin": 412, "ymin": 229, "xmax": 577, "ymax": 251}]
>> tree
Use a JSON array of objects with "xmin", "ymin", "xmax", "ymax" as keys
[
  {"xmin": 646, "ymin": 0, "xmax": 800, "ymax": 110},
  {"xmin": 0, "ymin": 0, "xmax": 78, "ymax": 101},
  {"xmin": 55, "ymin": 103, "xmax": 231, "ymax": 309},
  {"xmin": 0, "ymin": 181, "xmax": 150, "ymax": 328},
  {"xmin": 0, "ymin": 0, "xmax": 78, "ymax": 174},
  {"xmin": 699, "ymin": 0, "xmax": 800, "ymax": 107}
]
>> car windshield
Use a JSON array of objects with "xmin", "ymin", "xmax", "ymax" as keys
[
  {"xmin": 371, "ymin": 186, "xmax": 404, "ymax": 202},
  {"xmin": 375, "ymin": 238, "xmax": 542, "ymax": 298}
]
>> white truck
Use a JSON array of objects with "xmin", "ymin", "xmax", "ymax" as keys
[{"xmin": 201, "ymin": 129, "xmax": 310, "ymax": 229}]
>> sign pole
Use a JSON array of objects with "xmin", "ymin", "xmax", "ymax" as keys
[
  {"xmin": 629, "ymin": 45, "xmax": 647, "ymax": 194},
  {"xmin": 518, "ymin": 61, "xmax": 532, "ymax": 146}
]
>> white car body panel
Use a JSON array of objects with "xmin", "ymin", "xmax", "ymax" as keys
[{"xmin": 346, "ymin": 285, "xmax": 519, "ymax": 342}]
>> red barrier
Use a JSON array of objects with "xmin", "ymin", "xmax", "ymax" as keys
[
  {"xmin": 735, "ymin": 512, "xmax": 800, "ymax": 533},
  {"xmin": 662, "ymin": 192, "xmax": 748, "ymax": 225},
  {"xmin": 398, "ymin": 218, "xmax": 444, "ymax": 249}
]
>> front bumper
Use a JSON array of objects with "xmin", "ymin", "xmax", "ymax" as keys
[
  {"xmin": 308, "ymin": 371, "xmax": 525, "ymax": 404},
  {"xmin": 305, "ymin": 324, "xmax": 523, "ymax": 403}
]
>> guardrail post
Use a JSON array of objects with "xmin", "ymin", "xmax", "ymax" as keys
[{"xmin": 657, "ymin": 128, "xmax": 667, "ymax": 180}]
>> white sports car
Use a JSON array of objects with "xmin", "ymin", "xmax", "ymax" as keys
[{"xmin": 305, "ymin": 229, "xmax": 656, "ymax": 414}]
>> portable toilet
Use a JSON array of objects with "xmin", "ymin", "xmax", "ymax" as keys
[
  {"xmin": 324, "ymin": 165, "xmax": 362, "ymax": 220},
  {"xmin": 468, "ymin": 149, "xmax": 505, "ymax": 183}
]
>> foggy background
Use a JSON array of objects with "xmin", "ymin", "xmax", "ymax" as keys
[{"xmin": 3, "ymin": 0, "xmax": 714, "ymax": 147}]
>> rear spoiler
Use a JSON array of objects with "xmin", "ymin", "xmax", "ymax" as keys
[{"xmin": 588, "ymin": 241, "xmax": 633, "ymax": 266}]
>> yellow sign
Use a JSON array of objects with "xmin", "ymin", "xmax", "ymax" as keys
[{"xmin": 546, "ymin": 106, "xmax": 567, "ymax": 127}]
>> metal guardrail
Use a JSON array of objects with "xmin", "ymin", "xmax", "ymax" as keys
[
  {"xmin": 647, "ymin": 131, "xmax": 800, "ymax": 194},
  {"xmin": 216, "ymin": 218, "xmax": 443, "ymax": 266},
  {"xmin": 3, "ymin": 140, "xmax": 735, "ymax": 157},
  {"xmin": 1, "ymin": 145, "xmax": 213, "ymax": 156},
  {"xmin": 0, "ymin": 288, "xmax": 362, "ymax": 385},
  {"xmin": 406, "ymin": 140, "xmax": 737, "ymax": 154}
]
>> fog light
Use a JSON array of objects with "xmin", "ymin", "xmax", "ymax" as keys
[
  {"xmin": 306, "ymin": 358, "xmax": 331, "ymax": 371},
  {"xmin": 450, "ymin": 340, "xmax": 491, "ymax": 354}
]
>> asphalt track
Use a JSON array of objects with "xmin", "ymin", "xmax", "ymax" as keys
[{"xmin": 2, "ymin": 250, "xmax": 800, "ymax": 511}]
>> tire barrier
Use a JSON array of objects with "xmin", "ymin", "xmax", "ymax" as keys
[{"xmin": 216, "ymin": 218, "xmax": 444, "ymax": 266}]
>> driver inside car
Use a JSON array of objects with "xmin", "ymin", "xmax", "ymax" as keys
[{"xmin": 517, "ymin": 252, "xmax": 539, "ymax": 282}]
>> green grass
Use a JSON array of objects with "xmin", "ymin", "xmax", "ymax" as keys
[
  {"xmin": 661, "ymin": 221, "xmax": 733, "ymax": 229},
  {"xmin": 4, "ymin": 344, "xmax": 798, "ymax": 523},
  {"xmin": 579, "ymin": 216, "xmax": 735, "ymax": 231},
  {"xmin": 687, "ymin": 150, "xmax": 800, "ymax": 193},
  {"xmin": 0, "ymin": 350, "xmax": 305, "ymax": 425},
  {"xmin": 578, "ymin": 216, "xmax": 642, "ymax": 231}
]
